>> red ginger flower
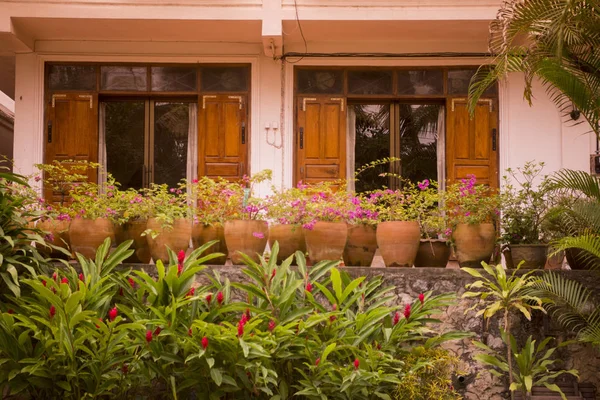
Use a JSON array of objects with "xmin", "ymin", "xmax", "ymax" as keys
[
  {"xmin": 108, "ymin": 306, "xmax": 118, "ymax": 322},
  {"xmin": 128, "ymin": 277, "xmax": 135, "ymax": 288},
  {"xmin": 42, "ymin": 279, "xmax": 47, "ymax": 287},
  {"xmin": 353, "ymin": 358, "xmax": 360, "ymax": 370},
  {"xmin": 7, "ymin": 309, "xmax": 14, "ymax": 314},
  {"xmin": 245, "ymin": 308, "xmax": 251, "ymax": 321},
  {"xmin": 79, "ymin": 273, "xmax": 84, "ymax": 281},
  {"xmin": 404, "ymin": 304, "xmax": 411, "ymax": 319},
  {"xmin": 315, "ymin": 357, "xmax": 320, "ymax": 366},
  {"xmin": 177, "ymin": 264, "xmax": 183, "ymax": 275},
  {"xmin": 237, "ymin": 321, "xmax": 244, "ymax": 337},
  {"xmin": 145, "ymin": 330, "xmax": 153, "ymax": 343},
  {"xmin": 419, "ymin": 293, "xmax": 425, "ymax": 305},
  {"xmin": 187, "ymin": 287, "xmax": 195, "ymax": 297},
  {"xmin": 61, "ymin": 277, "xmax": 68, "ymax": 285},
  {"xmin": 206, "ymin": 293, "xmax": 212, "ymax": 303},
  {"xmin": 154, "ymin": 326, "xmax": 161, "ymax": 336},
  {"xmin": 305, "ymin": 282, "xmax": 313, "ymax": 293},
  {"xmin": 52, "ymin": 272, "xmax": 58, "ymax": 281},
  {"xmin": 268, "ymin": 320, "xmax": 276, "ymax": 331},
  {"xmin": 216, "ymin": 291, "xmax": 224, "ymax": 305},
  {"xmin": 201, "ymin": 336, "xmax": 209, "ymax": 350},
  {"xmin": 393, "ymin": 311, "xmax": 400, "ymax": 326},
  {"xmin": 188, "ymin": 328, "xmax": 192, "ymax": 337},
  {"xmin": 177, "ymin": 250, "xmax": 186, "ymax": 264},
  {"xmin": 49, "ymin": 305, "xmax": 56, "ymax": 318},
  {"xmin": 121, "ymin": 364, "xmax": 128, "ymax": 374}
]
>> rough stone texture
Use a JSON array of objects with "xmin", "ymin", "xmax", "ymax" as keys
[{"xmin": 125, "ymin": 263, "xmax": 600, "ymax": 399}]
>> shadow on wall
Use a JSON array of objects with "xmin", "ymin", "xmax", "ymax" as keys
[{"xmin": 0, "ymin": 105, "xmax": 14, "ymax": 170}]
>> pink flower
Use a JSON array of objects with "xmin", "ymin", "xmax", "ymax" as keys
[
  {"xmin": 353, "ymin": 358, "xmax": 360, "ymax": 370},
  {"xmin": 201, "ymin": 336, "xmax": 209, "ymax": 350},
  {"xmin": 315, "ymin": 357, "xmax": 320, "ymax": 366},
  {"xmin": 217, "ymin": 291, "xmax": 224, "ymax": 305},
  {"xmin": 305, "ymin": 282, "xmax": 313, "ymax": 293},
  {"xmin": 177, "ymin": 250, "xmax": 186, "ymax": 264},
  {"xmin": 108, "ymin": 306, "xmax": 118, "ymax": 322},
  {"xmin": 268, "ymin": 320, "xmax": 276, "ymax": 331},
  {"xmin": 34, "ymin": 176, "xmax": 41, "ymax": 182},
  {"xmin": 464, "ymin": 211, "xmax": 471, "ymax": 217},
  {"xmin": 52, "ymin": 272, "xmax": 58, "ymax": 281},
  {"xmin": 419, "ymin": 293, "xmax": 425, "ymax": 305},
  {"xmin": 404, "ymin": 304, "xmax": 411, "ymax": 319},
  {"xmin": 192, "ymin": 179, "xmax": 199, "ymax": 184},
  {"xmin": 418, "ymin": 179, "xmax": 430, "ymax": 190},
  {"xmin": 393, "ymin": 311, "xmax": 400, "ymax": 326}
]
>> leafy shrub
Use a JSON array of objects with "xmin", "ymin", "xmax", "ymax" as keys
[{"xmin": 0, "ymin": 240, "xmax": 469, "ymax": 399}]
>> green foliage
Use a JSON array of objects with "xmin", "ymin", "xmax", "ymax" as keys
[
  {"xmin": 500, "ymin": 161, "xmax": 554, "ymax": 244},
  {"xmin": 0, "ymin": 241, "xmax": 470, "ymax": 399},
  {"xmin": 474, "ymin": 334, "xmax": 578, "ymax": 400}
]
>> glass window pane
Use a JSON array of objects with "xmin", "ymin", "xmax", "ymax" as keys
[
  {"xmin": 353, "ymin": 104, "xmax": 391, "ymax": 193},
  {"xmin": 398, "ymin": 104, "xmax": 441, "ymax": 183},
  {"xmin": 151, "ymin": 66, "xmax": 197, "ymax": 92},
  {"xmin": 201, "ymin": 67, "xmax": 248, "ymax": 92},
  {"xmin": 104, "ymin": 102, "xmax": 146, "ymax": 190},
  {"xmin": 48, "ymin": 65, "xmax": 96, "ymax": 90},
  {"xmin": 153, "ymin": 102, "xmax": 189, "ymax": 187},
  {"xmin": 397, "ymin": 69, "xmax": 443, "ymax": 95},
  {"xmin": 101, "ymin": 66, "xmax": 147, "ymax": 91},
  {"xmin": 447, "ymin": 68, "xmax": 497, "ymax": 96},
  {"xmin": 296, "ymin": 69, "xmax": 343, "ymax": 94},
  {"xmin": 348, "ymin": 70, "xmax": 393, "ymax": 95}
]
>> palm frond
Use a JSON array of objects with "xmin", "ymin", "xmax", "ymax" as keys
[
  {"xmin": 551, "ymin": 169, "xmax": 600, "ymax": 201},
  {"xmin": 552, "ymin": 234, "xmax": 600, "ymax": 270}
]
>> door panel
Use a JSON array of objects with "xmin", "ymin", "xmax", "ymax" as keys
[
  {"xmin": 296, "ymin": 96, "xmax": 346, "ymax": 185},
  {"xmin": 198, "ymin": 95, "xmax": 248, "ymax": 180},
  {"xmin": 45, "ymin": 93, "xmax": 98, "ymax": 202},
  {"xmin": 446, "ymin": 98, "xmax": 498, "ymax": 187},
  {"xmin": 153, "ymin": 102, "xmax": 189, "ymax": 188}
]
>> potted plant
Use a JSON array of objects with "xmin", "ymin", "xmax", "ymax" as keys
[
  {"xmin": 111, "ymin": 187, "xmax": 152, "ymax": 263},
  {"xmin": 143, "ymin": 181, "xmax": 191, "ymax": 263},
  {"xmin": 343, "ymin": 192, "xmax": 379, "ymax": 267},
  {"xmin": 190, "ymin": 176, "xmax": 238, "ymax": 265},
  {"xmin": 372, "ymin": 184, "xmax": 422, "ymax": 267},
  {"xmin": 223, "ymin": 170, "xmax": 271, "ymax": 264},
  {"xmin": 500, "ymin": 162, "xmax": 553, "ymax": 269},
  {"xmin": 265, "ymin": 183, "xmax": 307, "ymax": 263},
  {"xmin": 301, "ymin": 181, "xmax": 351, "ymax": 263},
  {"xmin": 445, "ymin": 174, "xmax": 500, "ymax": 268},
  {"xmin": 413, "ymin": 180, "xmax": 451, "ymax": 268}
]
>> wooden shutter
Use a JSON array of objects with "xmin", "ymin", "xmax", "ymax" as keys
[
  {"xmin": 198, "ymin": 94, "xmax": 248, "ymax": 180},
  {"xmin": 296, "ymin": 96, "xmax": 346, "ymax": 185},
  {"xmin": 44, "ymin": 93, "xmax": 99, "ymax": 202},
  {"xmin": 446, "ymin": 98, "xmax": 498, "ymax": 187}
]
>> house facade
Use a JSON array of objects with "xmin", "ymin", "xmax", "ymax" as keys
[{"xmin": 0, "ymin": 0, "xmax": 595, "ymax": 192}]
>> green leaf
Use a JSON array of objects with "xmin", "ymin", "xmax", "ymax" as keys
[
  {"xmin": 330, "ymin": 268, "xmax": 342, "ymax": 302},
  {"xmin": 321, "ymin": 342, "xmax": 336, "ymax": 364},
  {"xmin": 210, "ymin": 368, "xmax": 223, "ymax": 386}
]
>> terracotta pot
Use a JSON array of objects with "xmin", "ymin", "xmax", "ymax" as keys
[
  {"xmin": 37, "ymin": 219, "xmax": 71, "ymax": 259},
  {"xmin": 224, "ymin": 220, "xmax": 269, "ymax": 264},
  {"xmin": 376, "ymin": 221, "xmax": 420, "ymax": 267},
  {"xmin": 343, "ymin": 224, "xmax": 377, "ymax": 266},
  {"xmin": 506, "ymin": 244, "xmax": 547, "ymax": 269},
  {"xmin": 452, "ymin": 223, "xmax": 496, "ymax": 268},
  {"xmin": 146, "ymin": 218, "xmax": 192, "ymax": 263},
  {"xmin": 565, "ymin": 248, "xmax": 600, "ymax": 270},
  {"xmin": 69, "ymin": 217, "xmax": 115, "ymax": 259},
  {"xmin": 303, "ymin": 221, "xmax": 348, "ymax": 263},
  {"xmin": 414, "ymin": 239, "xmax": 451, "ymax": 268},
  {"xmin": 268, "ymin": 224, "xmax": 305, "ymax": 263},
  {"xmin": 191, "ymin": 223, "xmax": 228, "ymax": 265},
  {"xmin": 115, "ymin": 219, "xmax": 151, "ymax": 264}
]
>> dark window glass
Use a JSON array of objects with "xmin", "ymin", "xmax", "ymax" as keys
[
  {"xmin": 201, "ymin": 67, "xmax": 248, "ymax": 92},
  {"xmin": 153, "ymin": 102, "xmax": 189, "ymax": 187},
  {"xmin": 397, "ymin": 69, "xmax": 443, "ymax": 95},
  {"xmin": 151, "ymin": 66, "xmax": 197, "ymax": 92},
  {"xmin": 353, "ymin": 104, "xmax": 391, "ymax": 192},
  {"xmin": 447, "ymin": 68, "xmax": 498, "ymax": 96},
  {"xmin": 48, "ymin": 65, "xmax": 96, "ymax": 90},
  {"xmin": 348, "ymin": 70, "xmax": 393, "ymax": 95},
  {"xmin": 398, "ymin": 104, "xmax": 440, "ymax": 184},
  {"xmin": 101, "ymin": 66, "xmax": 147, "ymax": 91},
  {"xmin": 296, "ymin": 69, "xmax": 343, "ymax": 94},
  {"xmin": 104, "ymin": 101, "xmax": 146, "ymax": 190}
]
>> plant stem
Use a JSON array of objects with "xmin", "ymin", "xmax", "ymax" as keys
[{"xmin": 504, "ymin": 309, "xmax": 514, "ymax": 400}]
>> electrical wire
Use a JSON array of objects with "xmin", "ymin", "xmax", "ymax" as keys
[
  {"xmin": 281, "ymin": 52, "xmax": 492, "ymax": 60},
  {"xmin": 285, "ymin": 0, "xmax": 308, "ymax": 64}
]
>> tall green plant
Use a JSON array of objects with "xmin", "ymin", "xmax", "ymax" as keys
[{"xmin": 462, "ymin": 263, "xmax": 545, "ymax": 400}]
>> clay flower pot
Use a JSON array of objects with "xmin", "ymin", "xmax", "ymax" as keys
[
  {"xmin": 505, "ymin": 244, "xmax": 547, "ymax": 269},
  {"xmin": 452, "ymin": 223, "xmax": 496, "ymax": 268},
  {"xmin": 268, "ymin": 224, "xmax": 305, "ymax": 263},
  {"xmin": 69, "ymin": 217, "xmax": 115, "ymax": 259},
  {"xmin": 376, "ymin": 221, "xmax": 420, "ymax": 267},
  {"xmin": 146, "ymin": 218, "xmax": 192, "ymax": 264},
  {"xmin": 414, "ymin": 239, "xmax": 451, "ymax": 268},
  {"xmin": 191, "ymin": 223, "xmax": 228, "ymax": 265},
  {"xmin": 37, "ymin": 219, "xmax": 71, "ymax": 259},
  {"xmin": 303, "ymin": 221, "xmax": 348, "ymax": 263},
  {"xmin": 224, "ymin": 220, "xmax": 269, "ymax": 264},
  {"xmin": 343, "ymin": 224, "xmax": 377, "ymax": 266},
  {"xmin": 115, "ymin": 219, "xmax": 151, "ymax": 264}
]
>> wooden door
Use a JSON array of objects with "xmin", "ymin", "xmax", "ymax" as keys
[
  {"xmin": 446, "ymin": 98, "xmax": 498, "ymax": 187},
  {"xmin": 44, "ymin": 93, "xmax": 99, "ymax": 202},
  {"xmin": 198, "ymin": 95, "xmax": 248, "ymax": 180},
  {"xmin": 296, "ymin": 96, "xmax": 346, "ymax": 185}
]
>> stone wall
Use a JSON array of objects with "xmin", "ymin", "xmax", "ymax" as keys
[{"xmin": 190, "ymin": 266, "xmax": 600, "ymax": 400}]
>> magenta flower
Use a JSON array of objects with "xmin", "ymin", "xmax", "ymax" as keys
[{"xmin": 418, "ymin": 179, "xmax": 430, "ymax": 190}]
